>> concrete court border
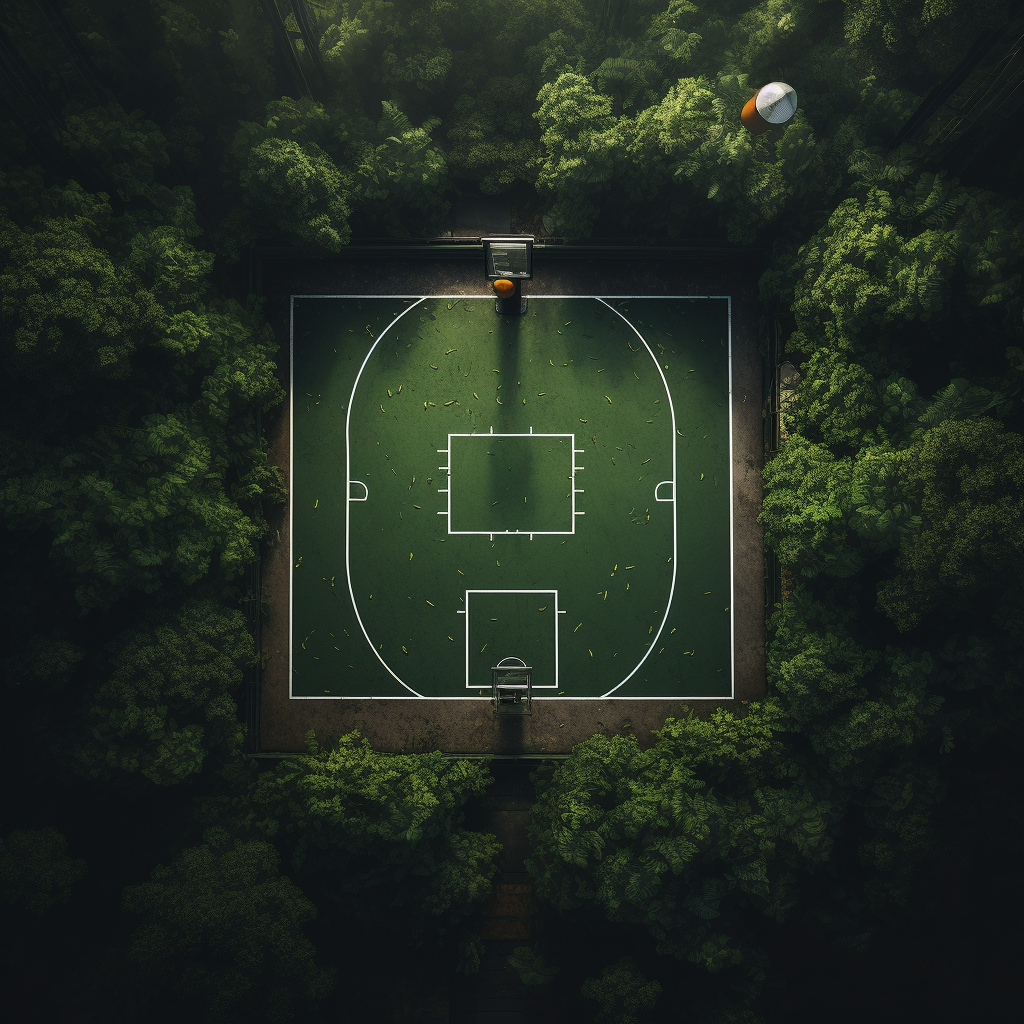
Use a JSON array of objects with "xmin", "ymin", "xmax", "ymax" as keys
[{"xmin": 254, "ymin": 244, "xmax": 768, "ymax": 754}]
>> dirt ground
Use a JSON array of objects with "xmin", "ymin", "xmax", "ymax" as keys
[{"xmin": 253, "ymin": 245, "xmax": 768, "ymax": 754}]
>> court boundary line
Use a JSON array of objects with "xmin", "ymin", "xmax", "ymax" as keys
[{"xmin": 288, "ymin": 295, "xmax": 734, "ymax": 700}]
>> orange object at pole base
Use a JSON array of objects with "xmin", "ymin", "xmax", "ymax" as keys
[
  {"xmin": 493, "ymin": 279, "xmax": 515, "ymax": 295},
  {"xmin": 741, "ymin": 95, "xmax": 769, "ymax": 135}
]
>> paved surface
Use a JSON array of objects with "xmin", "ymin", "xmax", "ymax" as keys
[
  {"xmin": 256, "ymin": 244, "xmax": 766, "ymax": 754},
  {"xmin": 448, "ymin": 765, "xmax": 544, "ymax": 1024},
  {"xmin": 451, "ymin": 764, "xmax": 545, "ymax": 1024}
]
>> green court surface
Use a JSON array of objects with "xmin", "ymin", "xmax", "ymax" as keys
[{"xmin": 290, "ymin": 295, "xmax": 732, "ymax": 699}]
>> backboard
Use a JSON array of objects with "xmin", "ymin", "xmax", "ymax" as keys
[
  {"xmin": 491, "ymin": 663, "xmax": 533, "ymax": 716},
  {"xmin": 483, "ymin": 235, "xmax": 534, "ymax": 281}
]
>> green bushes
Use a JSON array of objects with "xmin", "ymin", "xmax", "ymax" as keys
[
  {"xmin": 0, "ymin": 828, "xmax": 87, "ymax": 915},
  {"xmin": 1, "ymin": 161, "xmax": 286, "ymax": 614},
  {"xmin": 581, "ymin": 955, "xmax": 662, "ymax": 1024},
  {"xmin": 72, "ymin": 595, "xmax": 255, "ymax": 786},
  {"xmin": 225, "ymin": 731, "xmax": 502, "ymax": 946},
  {"xmin": 122, "ymin": 827, "xmax": 335, "ymax": 1024},
  {"xmin": 526, "ymin": 703, "xmax": 834, "ymax": 1009}
]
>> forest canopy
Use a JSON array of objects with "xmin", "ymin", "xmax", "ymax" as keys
[{"xmin": 1, "ymin": 2, "xmax": 1021, "ymax": 1022}]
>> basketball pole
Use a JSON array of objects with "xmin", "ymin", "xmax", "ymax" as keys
[
  {"xmin": 482, "ymin": 235, "xmax": 534, "ymax": 316},
  {"xmin": 494, "ymin": 278, "xmax": 525, "ymax": 315}
]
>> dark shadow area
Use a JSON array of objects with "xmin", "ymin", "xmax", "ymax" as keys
[
  {"xmin": 497, "ymin": 712, "xmax": 526, "ymax": 755},
  {"xmin": 452, "ymin": 193, "xmax": 512, "ymax": 238}
]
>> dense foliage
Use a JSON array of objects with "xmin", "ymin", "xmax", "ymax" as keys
[
  {"xmin": 1, "ymin": 1, "xmax": 1020, "ymax": 1021},
  {"xmin": 121, "ymin": 827, "xmax": 336, "ymax": 1024},
  {"xmin": 194, "ymin": 730, "xmax": 502, "ymax": 947}
]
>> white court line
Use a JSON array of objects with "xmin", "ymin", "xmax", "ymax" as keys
[
  {"xmin": 596, "ymin": 297, "xmax": 678, "ymax": 697},
  {"xmin": 342, "ymin": 301, "xmax": 430, "ymax": 697},
  {"xmin": 288, "ymin": 296, "xmax": 733, "ymax": 700},
  {"xmin": 464, "ymin": 590, "xmax": 559, "ymax": 689},
  {"xmin": 447, "ymin": 432, "xmax": 578, "ymax": 535},
  {"xmin": 728, "ymin": 295, "xmax": 735, "ymax": 699}
]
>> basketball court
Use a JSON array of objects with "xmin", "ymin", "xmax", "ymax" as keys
[
  {"xmin": 253, "ymin": 237, "xmax": 767, "ymax": 753},
  {"xmin": 290, "ymin": 283, "xmax": 733, "ymax": 700}
]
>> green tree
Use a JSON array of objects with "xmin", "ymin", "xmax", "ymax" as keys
[
  {"xmin": 226, "ymin": 92, "xmax": 450, "ymax": 247},
  {"xmin": 766, "ymin": 582, "xmax": 882, "ymax": 726},
  {"xmin": 527, "ymin": 704, "xmax": 834, "ymax": 1010},
  {"xmin": 842, "ymin": 0, "xmax": 1013, "ymax": 81},
  {"xmin": 217, "ymin": 0, "xmax": 279, "ymax": 103},
  {"xmin": 759, "ymin": 170, "xmax": 1023, "ymax": 375},
  {"xmin": 760, "ymin": 434, "xmax": 865, "ymax": 577},
  {"xmin": 1, "ymin": 406, "xmax": 279, "ymax": 612},
  {"xmin": 589, "ymin": 47, "xmax": 660, "ymax": 118},
  {"xmin": 787, "ymin": 348, "xmax": 928, "ymax": 451},
  {"xmin": 241, "ymin": 731, "xmax": 501, "ymax": 946},
  {"xmin": 6, "ymin": 629, "xmax": 87, "ymax": 688},
  {"xmin": 72, "ymin": 594, "xmax": 254, "ymax": 786},
  {"xmin": 534, "ymin": 71, "xmax": 618, "ymax": 237},
  {"xmin": 1, "ymin": 164, "xmax": 286, "ymax": 611},
  {"xmin": 230, "ymin": 132, "xmax": 353, "ymax": 256},
  {"xmin": 61, "ymin": 101, "xmax": 172, "ymax": 208},
  {"xmin": 877, "ymin": 417, "xmax": 1024, "ymax": 631},
  {"xmin": 446, "ymin": 75, "xmax": 542, "ymax": 194},
  {"xmin": 122, "ymin": 826, "xmax": 335, "ymax": 1024},
  {"xmin": 581, "ymin": 955, "xmax": 662, "ymax": 1024},
  {"xmin": 0, "ymin": 165, "xmax": 202, "ymax": 392},
  {"xmin": 318, "ymin": 3, "xmax": 374, "ymax": 92},
  {"xmin": 0, "ymin": 828, "xmax": 87, "ymax": 915},
  {"xmin": 349, "ymin": 100, "xmax": 451, "ymax": 237},
  {"xmin": 847, "ymin": 442, "xmax": 924, "ymax": 552}
]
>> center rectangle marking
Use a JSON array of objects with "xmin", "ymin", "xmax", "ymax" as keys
[{"xmin": 447, "ymin": 432, "xmax": 578, "ymax": 535}]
